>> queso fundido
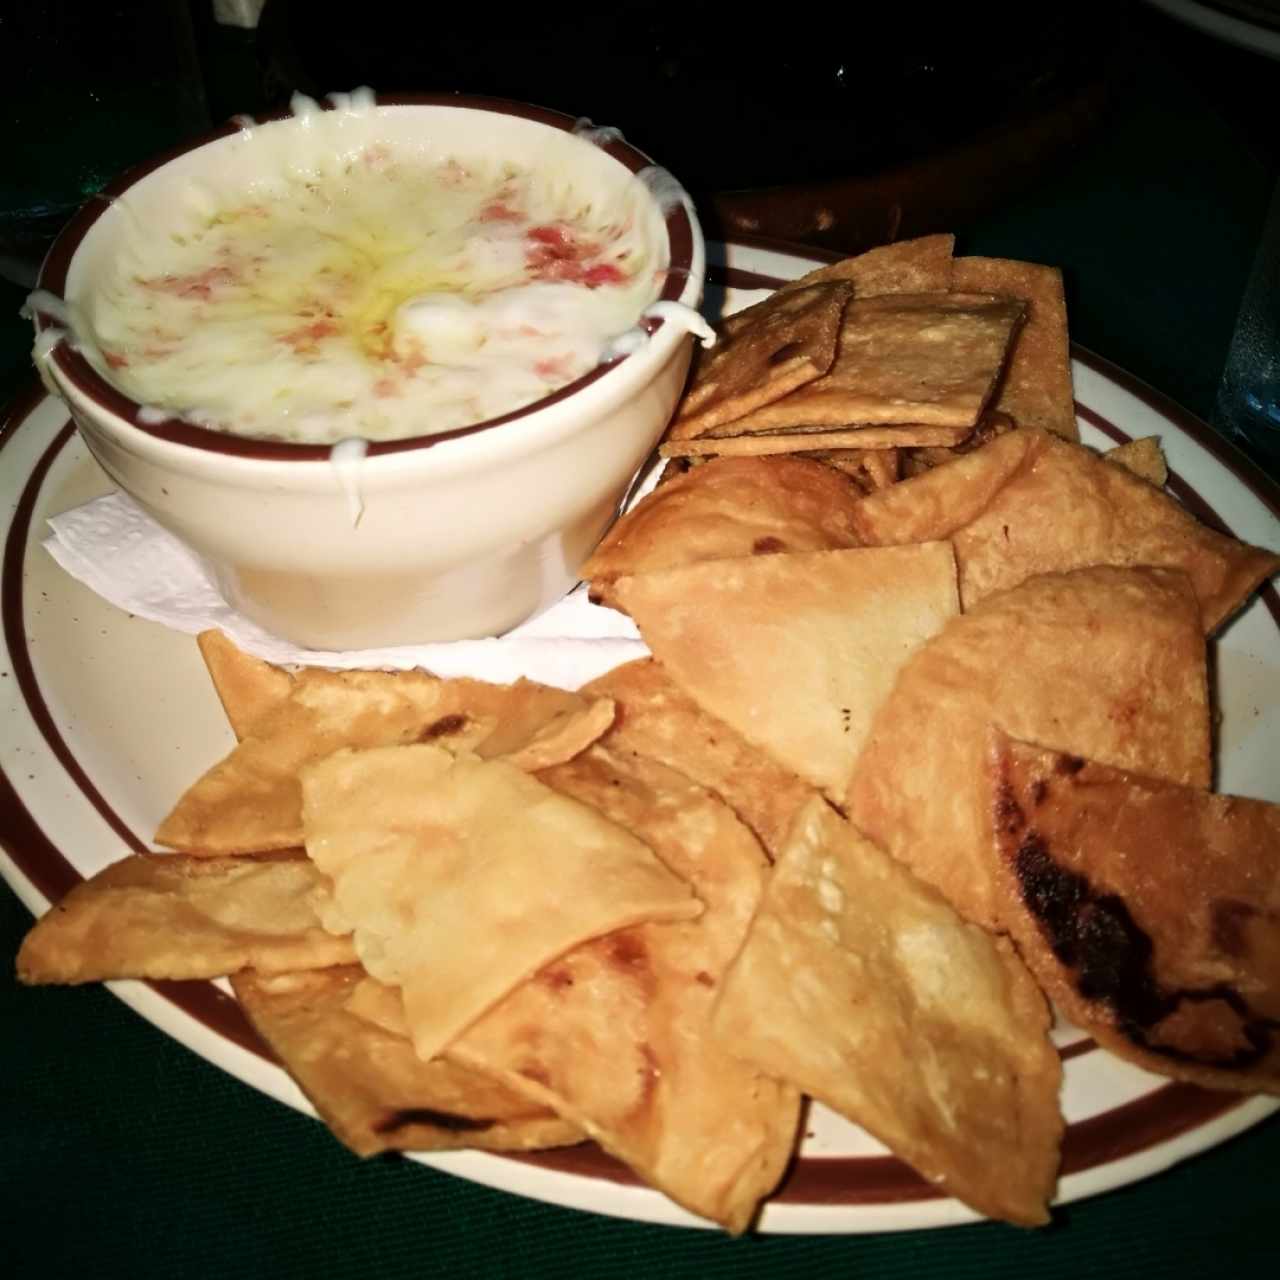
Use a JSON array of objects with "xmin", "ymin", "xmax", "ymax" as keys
[{"xmin": 47, "ymin": 93, "xmax": 682, "ymax": 446}]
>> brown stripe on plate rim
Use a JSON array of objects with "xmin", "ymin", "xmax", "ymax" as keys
[
  {"xmin": 0, "ymin": 388, "xmax": 273, "ymax": 1061},
  {"xmin": 2, "ymin": 272, "xmax": 1279, "ymax": 1201}
]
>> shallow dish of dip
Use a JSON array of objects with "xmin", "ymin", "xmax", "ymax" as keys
[{"xmin": 28, "ymin": 92, "xmax": 705, "ymax": 648}]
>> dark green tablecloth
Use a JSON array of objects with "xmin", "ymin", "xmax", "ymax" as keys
[{"xmin": 3, "ymin": 7, "xmax": 1278, "ymax": 1275}]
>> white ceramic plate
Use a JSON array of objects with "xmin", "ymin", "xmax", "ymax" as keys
[
  {"xmin": 3, "ymin": 239, "xmax": 1278, "ymax": 1233},
  {"xmin": 1143, "ymin": 0, "xmax": 1280, "ymax": 61}
]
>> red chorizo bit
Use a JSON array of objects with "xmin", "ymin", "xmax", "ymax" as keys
[
  {"xmin": 534, "ymin": 354, "xmax": 575, "ymax": 381},
  {"xmin": 279, "ymin": 318, "xmax": 339, "ymax": 352},
  {"xmin": 479, "ymin": 200, "xmax": 524, "ymax": 223},
  {"xmin": 582, "ymin": 262, "xmax": 625, "ymax": 287},
  {"xmin": 103, "ymin": 350, "xmax": 129, "ymax": 369},
  {"xmin": 142, "ymin": 264, "xmax": 240, "ymax": 301}
]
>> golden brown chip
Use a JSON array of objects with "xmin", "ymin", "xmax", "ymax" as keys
[
  {"xmin": 449, "ymin": 745, "xmax": 801, "ymax": 1233},
  {"xmin": 156, "ymin": 669, "xmax": 613, "ymax": 854},
  {"xmin": 16, "ymin": 852, "xmax": 355, "ymax": 984},
  {"xmin": 582, "ymin": 455, "xmax": 862, "ymax": 609},
  {"xmin": 1105, "ymin": 436, "xmax": 1169, "ymax": 487},
  {"xmin": 847, "ymin": 566, "xmax": 1211, "ymax": 929},
  {"xmin": 989, "ymin": 733, "xmax": 1280, "ymax": 1094},
  {"xmin": 950, "ymin": 257, "xmax": 1077, "ymax": 441},
  {"xmin": 853, "ymin": 425, "xmax": 1041, "ymax": 543},
  {"xmin": 612, "ymin": 543, "xmax": 959, "ymax": 800},
  {"xmin": 584, "ymin": 659, "xmax": 816, "ymax": 861},
  {"xmin": 778, "ymin": 234, "xmax": 956, "ymax": 297},
  {"xmin": 800, "ymin": 447, "xmax": 901, "ymax": 494},
  {"xmin": 300, "ymin": 743, "xmax": 701, "ymax": 1062},
  {"xmin": 666, "ymin": 282, "xmax": 852, "ymax": 440},
  {"xmin": 712, "ymin": 797, "xmax": 1062, "ymax": 1226},
  {"xmin": 854, "ymin": 428, "xmax": 1278, "ymax": 630},
  {"xmin": 197, "ymin": 630, "xmax": 295, "ymax": 740},
  {"xmin": 660, "ymin": 423, "xmax": 968, "ymax": 458},
  {"xmin": 709, "ymin": 293, "xmax": 1024, "ymax": 434},
  {"xmin": 232, "ymin": 967, "xmax": 584, "ymax": 1156}
]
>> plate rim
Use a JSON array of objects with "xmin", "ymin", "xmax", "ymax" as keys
[{"xmin": 3, "ymin": 240, "xmax": 1279, "ymax": 1234}]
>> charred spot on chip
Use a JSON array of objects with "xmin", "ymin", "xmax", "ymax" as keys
[
  {"xmin": 608, "ymin": 932, "xmax": 649, "ymax": 971},
  {"xmin": 587, "ymin": 588, "xmax": 605, "ymax": 605},
  {"xmin": 418, "ymin": 713, "xmax": 469, "ymax": 742},
  {"xmin": 1030, "ymin": 778, "xmax": 1049, "ymax": 807},
  {"xmin": 767, "ymin": 341, "xmax": 804, "ymax": 366},
  {"xmin": 1054, "ymin": 754, "xmax": 1086, "ymax": 776},
  {"xmin": 373, "ymin": 1107, "xmax": 494, "ymax": 1135},
  {"xmin": 538, "ymin": 965, "xmax": 575, "ymax": 992},
  {"xmin": 518, "ymin": 1063, "xmax": 552, "ymax": 1088},
  {"xmin": 752, "ymin": 536, "xmax": 788, "ymax": 555},
  {"xmin": 1013, "ymin": 831, "xmax": 1087, "ymax": 967},
  {"xmin": 695, "ymin": 970, "xmax": 716, "ymax": 988},
  {"xmin": 1013, "ymin": 828, "xmax": 1279, "ymax": 1069},
  {"xmin": 993, "ymin": 782, "xmax": 1026, "ymax": 835}
]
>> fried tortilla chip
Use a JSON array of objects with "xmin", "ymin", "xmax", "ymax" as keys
[
  {"xmin": 989, "ymin": 733, "xmax": 1280, "ymax": 1094},
  {"xmin": 659, "ymin": 423, "xmax": 968, "ymax": 458},
  {"xmin": 712, "ymin": 797, "xmax": 1062, "ymax": 1226},
  {"xmin": 197, "ymin": 630, "xmax": 294, "ymax": 740},
  {"xmin": 853, "ymin": 425, "xmax": 1041, "ymax": 543},
  {"xmin": 448, "ymin": 745, "xmax": 801, "ymax": 1233},
  {"xmin": 847, "ymin": 566, "xmax": 1211, "ymax": 929},
  {"xmin": 711, "ymin": 293, "xmax": 1024, "ymax": 434},
  {"xmin": 666, "ymin": 282, "xmax": 852, "ymax": 440},
  {"xmin": 950, "ymin": 257, "xmax": 1077, "ymax": 441},
  {"xmin": 300, "ymin": 744, "xmax": 701, "ymax": 1062},
  {"xmin": 156, "ymin": 669, "xmax": 613, "ymax": 854},
  {"xmin": 778, "ymin": 234, "xmax": 956, "ymax": 297},
  {"xmin": 16, "ymin": 852, "xmax": 355, "ymax": 984},
  {"xmin": 582, "ymin": 455, "xmax": 862, "ymax": 609},
  {"xmin": 231, "ymin": 967, "xmax": 584, "ymax": 1156},
  {"xmin": 584, "ymin": 659, "xmax": 816, "ymax": 860},
  {"xmin": 854, "ymin": 429, "xmax": 1279, "ymax": 630},
  {"xmin": 1105, "ymin": 436, "xmax": 1168, "ymax": 487},
  {"xmin": 612, "ymin": 543, "xmax": 958, "ymax": 800}
]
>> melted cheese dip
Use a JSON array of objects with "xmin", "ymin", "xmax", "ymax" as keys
[{"xmin": 68, "ymin": 102, "xmax": 669, "ymax": 444}]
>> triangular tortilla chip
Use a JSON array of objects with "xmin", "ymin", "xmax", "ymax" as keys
[
  {"xmin": 666, "ymin": 282, "xmax": 852, "ymax": 440},
  {"xmin": 853, "ymin": 429, "xmax": 1279, "ymax": 631},
  {"xmin": 950, "ymin": 432, "xmax": 1280, "ymax": 630},
  {"xmin": 950, "ymin": 257, "xmax": 1077, "ymax": 441},
  {"xmin": 300, "ymin": 744, "xmax": 701, "ymax": 1062},
  {"xmin": 1105, "ymin": 436, "xmax": 1168, "ymax": 487},
  {"xmin": 197, "ymin": 630, "xmax": 295, "ymax": 740},
  {"xmin": 989, "ymin": 732, "xmax": 1280, "ymax": 1095},
  {"xmin": 715, "ymin": 293, "xmax": 1024, "ymax": 433},
  {"xmin": 582, "ymin": 455, "xmax": 862, "ymax": 609},
  {"xmin": 583, "ymin": 659, "xmax": 817, "ymax": 861},
  {"xmin": 448, "ymin": 745, "xmax": 801, "ymax": 1233},
  {"xmin": 16, "ymin": 852, "xmax": 355, "ymax": 984},
  {"xmin": 712, "ymin": 797, "xmax": 1062, "ymax": 1226},
  {"xmin": 847, "ymin": 566, "xmax": 1211, "ymax": 929},
  {"xmin": 156, "ymin": 669, "xmax": 613, "ymax": 854},
  {"xmin": 231, "ymin": 967, "xmax": 584, "ymax": 1157},
  {"xmin": 612, "ymin": 543, "xmax": 959, "ymax": 800},
  {"xmin": 852, "ymin": 421, "xmax": 1043, "ymax": 544},
  {"xmin": 778, "ymin": 234, "xmax": 956, "ymax": 297}
]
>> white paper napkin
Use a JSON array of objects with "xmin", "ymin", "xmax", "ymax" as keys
[{"xmin": 43, "ymin": 491, "xmax": 648, "ymax": 691}]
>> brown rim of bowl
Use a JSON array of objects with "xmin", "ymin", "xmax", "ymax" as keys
[{"xmin": 29, "ymin": 92, "xmax": 699, "ymax": 463}]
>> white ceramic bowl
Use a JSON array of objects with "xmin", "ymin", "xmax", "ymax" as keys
[{"xmin": 31, "ymin": 95, "xmax": 704, "ymax": 649}]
